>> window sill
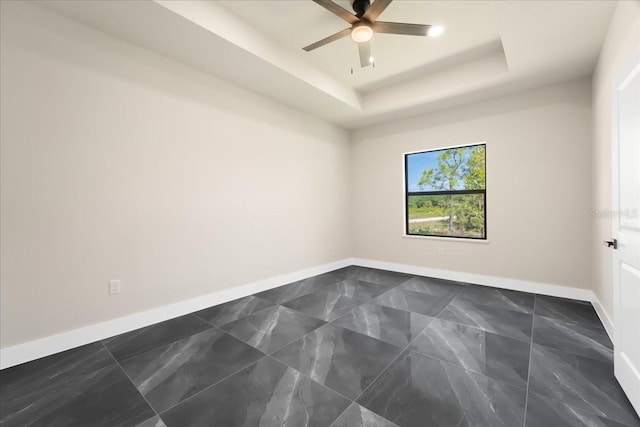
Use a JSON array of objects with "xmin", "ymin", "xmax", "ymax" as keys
[{"xmin": 402, "ymin": 234, "xmax": 490, "ymax": 244}]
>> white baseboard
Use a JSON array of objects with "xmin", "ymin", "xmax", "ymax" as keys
[
  {"xmin": 590, "ymin": 294, "xmax": 615, "ymax": 341},
  {"xmin": 0, "ymin": 258, "xmax": 353, "ymax": 370},
  {"xmin": 2, "ymin": 257, "xmax": 616, "ymax": 370},
  {"xmin": 352, "ymin": 258, "xmax": 594, "ymax": 300},
  {"xmin": 352, "ymin": 258, "xmax": 615, "ymax": 341}
]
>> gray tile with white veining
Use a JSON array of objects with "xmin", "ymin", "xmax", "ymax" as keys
[
  {"xmin": 120, "ymin": 327, "xmax": 263, "ymax": 412},
  {"xmin": 255, "ymin": 272, "xmax": 345, "ymax": 304},
  {"xmin": 283, "ymin": 279, "xmax": 388, "ymax": 321},
  {"xmin": 220, "ymin": 305, "xmax": 325, "ymax": 353},
  {"xmin": 410, "ymin": 318, "xmax": 530, "ymax": 387},
  {"xmin": 438, "ymin": 298, "xmax": 533, "ymax": 341},
  {"xmin": 373, "ymin": 287, "xmax": 456, "ymax": 317},
  {"xmin": 332, "ymin": 302, "xmax": 433, "ymax": 347},
  {"xmin": 161, "ymin": 356, "xmax": 350, "ymax": 427},
  {"xmin": 136, "ymin": 416, "xmax": 167, "ymax": 427},
  {"xmin": 357, "ymin": 350, "xmax": 526, "ymax": 427},
  {"xmin": 535, "ymin": 295, "xmax": 601, "ymax": 327},
  {"xmin": 330, "ymin": 403, "xmax": 399, "ymax": 427},
  {"xmin": 0, "ymin": 364, "xmax": 155, "ymax": 427},
  {"xmin": 331, "ymin": 266, "xmax": 411, "ymax": 287},
  {"xmin": 0, "ymin": 342, "xmax": 114, "ymax": 406},
  {"xmin": 525, "ymin": 393, "xmax": 632, "ymax": 427},
  {"xmin": 193, "ymin": 295, "xmax": 274, "ymax": 326},
  {"xmin": 397, "ymin": 276, "xmax": 465, "ymax": 299},
  {"xmin": 103, "ymin": 314, "xmax": 212, "ymax": 362},
  {"xmin": 528, "ymin": 343, "xmax": 640, "ymax": 426},
  {"xmin": 272, "ymin": 324, "xmax": 402, "ymax": 399},
  {"xmin": 533, "ymin": 315, "xmax": 613, "ymax": 362},
  {"xmin": 454, "ymin": 284, "xmax": 534, "ymax": 313},
  {"xmin": 6, "ymin": 272, "xmax": 637, "ymax": 427}
]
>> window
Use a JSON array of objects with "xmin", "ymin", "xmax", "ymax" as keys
[{"xmin": 404, "ymin": 143, "xmax": 486, "ymax": 239}]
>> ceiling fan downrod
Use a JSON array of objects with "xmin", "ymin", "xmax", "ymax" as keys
[{"xmin": 352, "ymin": 0, "xmax": 370, "ymax": 18}]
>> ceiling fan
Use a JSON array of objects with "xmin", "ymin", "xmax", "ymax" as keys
[{"xmin": 303, "ymin": 0, "xmax": 433, "ymax": 68}]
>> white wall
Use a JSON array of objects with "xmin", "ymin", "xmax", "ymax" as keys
[
  {"xmin": 2, "ymin": 0, "xmax": 626, "ymax": 355},
  {"xmin": 351, "ymin": 78, "xmax": 592, "ymax": 290},
  {"xmin": 0, "ymin": 2, "xmax": 351, "ymax": 349},
  {"xmin": 591, "ymin": 0, "xmax": 640, "ymax": 318}
]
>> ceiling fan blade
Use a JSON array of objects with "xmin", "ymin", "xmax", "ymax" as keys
[
  {"xmin": 372, "ymin": 21, "xmax": 431, "ymax": 36},
  {"xmin": 303, "ymin": 28, "xmax": 352, "ymax": 51},
  {"xmin": 312, "ymin": 0, "xmax": 359, "ymax": 24},
  {"xmin": 358, "ymin": 40, "xmax": 372, "ymax": 68},
  {"xmin": 363, "ymin": 0, "xmax": 392, "ymax": 22}
]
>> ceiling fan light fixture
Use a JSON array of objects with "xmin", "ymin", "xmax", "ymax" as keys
[
  {"xmin": 351, "ymin": 24, "xmax": 373, "ymax": 43},
  {"xmin": 304, "ymin": 0, "xmax": 434, "ymax": 68},
  {"xmin": 428, "ymin": 25, "xmax": 444, "ymax": 37}
]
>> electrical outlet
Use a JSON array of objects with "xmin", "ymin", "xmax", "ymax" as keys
[{"xmin": 108, "ymin": 280, "xmax": 121, "ymax": 295}]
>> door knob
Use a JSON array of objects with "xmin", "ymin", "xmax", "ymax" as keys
[{"xmin": 604, "ymin": 239, "xmax": 618, "ymax": 249}]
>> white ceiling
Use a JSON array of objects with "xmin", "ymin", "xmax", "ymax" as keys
[
  {"xmin": 37, "ymin": 0, "xmax": 616, "ymax": 129},
  {"xmin": 217, "ymin": 0, "xmax": 502, "ymax": 90}
]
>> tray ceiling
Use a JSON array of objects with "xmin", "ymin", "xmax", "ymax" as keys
[{"xmin": 37, "ymin": 0, "xmax": 616, "ymax": 129}]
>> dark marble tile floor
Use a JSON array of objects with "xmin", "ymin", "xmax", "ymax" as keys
[
  {"xmin": 220, "ymin": 305, "xmax": 326, "ymax": 354},
  {"xmin": 332, "ymin": 302, "xmax": 433, "ymax": 348},
  {"xmin": 119, "ymin": 328, "xmax": 264, "ymax": 413},
  {"xmin": 409, "ymin": 317, "xmax": 531, "ymax": 388},
  {"xmin": 271, "ymin": 323, "xmax": 402, "ymax": 399},
  {"xmin": 357, "ymin": 350, "xmax": 528, "ymax": 427},
  {"xmin": 1, "ymin": 266, "xmax": 638, "ymax": 427},
  {"xmin": 373, "ymin": 286, "xmax": 456, "ymax": 317},
  {"xmin": 282, "ymin": 279, "xmax": 389, "ymax": 322}
]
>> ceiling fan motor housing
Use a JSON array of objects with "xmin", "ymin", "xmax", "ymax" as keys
[
  {"xmin": 352, "ymin": 0, "xmax": 370, "ymax": 18},
  {"xmin": 304, "ymin": 0, "xmax": 433, "ymax": 68}
]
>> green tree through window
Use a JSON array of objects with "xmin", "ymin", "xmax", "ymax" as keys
[{"xmin": 405, "ymin": 144, "xmax": 486, "ymax": 239}]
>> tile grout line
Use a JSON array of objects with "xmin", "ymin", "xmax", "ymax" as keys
[
  {"xmin": 529, "ymin": 313, "xmax": 615, "ymax": 363},
  {"xmin": 530, "ymin": 329, "xmax": 615, "ymax": 363},
  {"xmin": 151, "ymin": 278, "xmax": 403, "ymax": 419},
  {"xmin": 174, "ymin": 274, "xmax": 421, "ymax": 365},
  {"xmin": 0, "ymin": 352, "xmax": 126, "ymax": 426},
  {"xmin": 191, "ymin": 299, "xmax": 279, "ymax": 329},
  {"xmin": 263, "ymin": 355, "xmax": 405, "ymax": 427},
  {"xmin": 96, "ymin": 268, "xmax": 358, "ymax": 423},
  {"xmin": 154, "ymin": 350, "xmax": 271, "ymax": 418},
  {"xmin": 257, "ymin": 275, "xmax": 421, "ymax": 426},
  {"xmin": 262, "ymin": 354, "xmax": 356, "ymax": 403},
  {"xmin": 100, "ymin": 341, "xmax": 162, "ymax": 424},
  {"xmin": 410, "ymin": 348, "xmax": 529, "ymax": 391},
  {"xmin": 256, "ymin": 277, "xmax": 410, "ymax": 356},
  {"xmin": 524, "ymin": 295, "xmax": 639, "ymax": 426},
  {"xmin": 259, "ymin": 308, "xmax": 328, "ymax": 357},
  {"xmin": 254, "ymin": 277, "xmax": 416, "ymax": 425},
  {"xmin": 193, "ymin": 270, "xmax": 354, "ymax": 330},
  {"xmin": 432, "ymin": 289, "xmax": 535, "ymax": 344},
  {"xmin": 7, "ymin": 269, "xmax": 630, "ymax": 427},
  {"xmin": 110, "ymin": 322, "xmax": 218, "ymax": 365},
  {"xmin": 349, "ymin": 283, "xmax": 468, "ymax": 422},
  {"xmin": 346, "ymin": 276, "xmax": 466, "ymax": 322},
  {"xmin": 103, "ymin": 326, "xmax": 269, "ymax": 422},
  {"xmin": 525, "ymin": 391, "xmax": 639, "ymax": 426},
  {"xmin": 522, "ymin": 294, "xmax": 537, "ymax": 427},
  {"xmin": 155, "ymin": 352, "xmax": 358, "ymax": 423}
]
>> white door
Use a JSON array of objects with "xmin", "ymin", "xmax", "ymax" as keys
[{"xmin": 612, "ymin": 46, "xmax": 640, "ymax": 415}]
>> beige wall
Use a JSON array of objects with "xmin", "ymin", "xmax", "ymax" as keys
[
  {"xmin": 0, "ymin": 2, "xmax": 351, "ymax": 348},
  {"xmin": 591, "ymin": 0, "xmax": 640, "ymax": 317},
  {"xmin": 351, "ymin": 78, "xmax": 593, "ymax": 289}
]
